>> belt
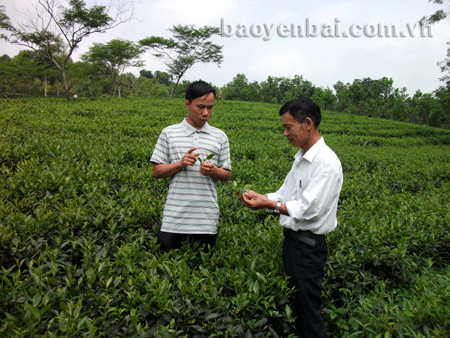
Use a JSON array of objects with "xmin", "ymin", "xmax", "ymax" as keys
[{"xmin": 283, "ymin": 228, "xmax": 320, "ymax": 247}]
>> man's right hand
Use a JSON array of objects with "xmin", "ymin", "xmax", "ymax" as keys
[{"xmin": 180, "ymin": 147, "xmax": 200, "ymax": 168}]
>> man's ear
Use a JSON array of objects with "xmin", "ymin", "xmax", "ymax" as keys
[
  {"xmin": 185, "ymin": 99, "xmax": 190, "ymax": 110},
  {"xmin": 304, "ymin": 117, "xmax": 315, "ymax": 129}
]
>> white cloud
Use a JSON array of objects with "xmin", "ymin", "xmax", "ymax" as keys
[
  {"xmin": 250, "ymin": 50, "xmax": 310, "ymax": 79},
  {"xmin": 310, "ymin": 1, "xmax": 357, "ymax": 22},
  {"xmin": 152, "ymin": 0, "xmax": 238, "ymax": 25}
]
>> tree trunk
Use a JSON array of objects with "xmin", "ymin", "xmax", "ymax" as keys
[
  {"xmin": 44, "ymin": 74, "xmax": 47, "ymax": 97},
  {"xmin": 170, "ymin": 76, "xmax": 182, "ymax": 98},
  {"xmin": 60, "ymin": 69, "xmax": 71, "ymax": 101}
]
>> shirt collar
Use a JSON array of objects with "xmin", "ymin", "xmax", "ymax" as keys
[
  {"xmin": 294, "ymin": 137, "xmax": 325, "ymax": 162},
  {"xmin": 182, "ymin": 118, "xmax": 212, "ymax": 136}
]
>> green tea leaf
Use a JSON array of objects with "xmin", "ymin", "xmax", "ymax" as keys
[
  {"xmin": 198, "ymin": 153, "xmax": 214, "ymax": 164},
  {"xmin": 205, "ymin": 313, "xmax": 220, "ymax": 321}
]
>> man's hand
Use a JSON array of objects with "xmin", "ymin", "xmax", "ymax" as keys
[
  {"xmin": 240, "ymin": 190, "xmax": 270, "ymax": 210},
  {"xmin": 200, "ymin": 161, "xmax": 215, "ymax": 177},
  {"xmin": 181, "ymin": 148, "xmax": 200, "ymax": 168}
]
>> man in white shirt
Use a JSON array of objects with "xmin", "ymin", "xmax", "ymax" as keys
[{"xmin": 240, "ymin": 97, "xmax": 343, "ymax": 338}]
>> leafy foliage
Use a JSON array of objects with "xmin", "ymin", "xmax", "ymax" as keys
[
  {"xmin": 420, "ymin": 0, "xmax": 450, "ymax": 94},
  {"xmin": 81, "ymin": 39, "xmax": 144, "ymax": 97},
  {"xmin": 221, "ymin": 74, "xmax": 320, "ymax": 106},
  {"xmin": 219, "ymin": 74, "xmax": 450, "ymax": 129},
  {"xmin": 420, "ymin": 0, "xmax": 450, "ymax": 25},
  {"xmin": 333, "ymin": 77, "xmax": 450, "ymax": 128},
  {"xmin": 1, "ymin": 97, "xmax": 450, "ymax": 337},
  {"xmin": 0, "ymin": 0, "xmax": 133, "ymax": 100},
  {"xmin": 0, "ymin": 5, "xmax": 12, "ymax": 37},
  {"xmin": 139, "ymin": 25, "xmax": 223, "ymax": 97}
]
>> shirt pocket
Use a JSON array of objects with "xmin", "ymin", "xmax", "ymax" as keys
[{"xmin": 294, "ymin": 171, "xmax": 305, "ymax": 197}]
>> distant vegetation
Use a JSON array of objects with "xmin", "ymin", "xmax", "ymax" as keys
[
  {"xmin": 1, "ymin": 98, "xmax": 449, "ymax": 337},
  {"xmin": 1, "ymin": 0, "xmax": 450, "ymax": 128},
  {"xmin": 1, "ymin": 50, "xmax": 449, "ymax": 129}
]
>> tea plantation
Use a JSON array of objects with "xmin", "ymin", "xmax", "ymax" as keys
[{"xmin": 1, "ymin": 98, "xmax": 449, "ymax": 337}]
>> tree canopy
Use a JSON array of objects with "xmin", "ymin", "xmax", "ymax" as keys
[
  {"xmin": 420, "ymin": 0, "xmax": 450, "ymax": 25},
  {"xmin": 420, "ymin": 1, "xmax": 450, "ymax": 88},
  {"xmin": 139, "ymin": 24, "xmax": 223, "ymax": 98},
  {"xmin": 81, "ymin": 39, "xmax": 144, "ymax": 97}
]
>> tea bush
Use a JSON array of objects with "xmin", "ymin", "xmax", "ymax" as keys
[{"xmin": 1, "ymin": 97, "xmax": 449, "ymax": 337}]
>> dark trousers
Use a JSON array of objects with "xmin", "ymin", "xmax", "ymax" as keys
[
  {"xmin": 157, "ymin": 231, "xmax": 217, "ymax": 252},
  {"xmin": 282, "ymin": 230, "xmax": 328, "ymax": 338}
]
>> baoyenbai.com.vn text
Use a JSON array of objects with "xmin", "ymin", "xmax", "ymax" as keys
[{"xmin": 220, "ymin": 18, "xmax": 433, "ymax": 41}]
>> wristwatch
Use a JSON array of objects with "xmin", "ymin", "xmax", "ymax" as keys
[
  {"xmin": 275, "ymin": 202, "xmax": 281, "ymax": 214},
  {"xmin": 267, "ymin": 202, "xmax": 281, "ymax": 214}
]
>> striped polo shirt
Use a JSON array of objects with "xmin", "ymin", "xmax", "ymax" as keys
[{"xmin": 151, "ymin": 118, "xmax": 231, "ymax": 234}]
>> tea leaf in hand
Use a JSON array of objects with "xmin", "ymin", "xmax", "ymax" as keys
[{"xmin": 198, "ymin": 154, "xmax": 215, "ymax": 164}]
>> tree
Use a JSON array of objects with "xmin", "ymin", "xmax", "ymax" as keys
[
  {"xmin": 81, "ymin": 39, "xmax": 144, "ymax": 97},
  {"xmin": 420, "ymin": 0, "xmax": 450, "ymax": 25},
  {"xmin": 0, "ymin": 55, "xmax": 17, "ymax": 97},
  {"xmin": 421, "ymin": 1, "xmax": 450, "ymax": 86},
  {"xmin": 118, "ymin": 72, "xmax": 137, "ymax": 97},
  {"xmin": 434, "ymin": 86, "xmax": 450, "ymax": 127},
  {"xmin": 19, "ymin": 48, "xmax": 61, "ymax": 97},
  {"xmin": 436, "ymin": 42, "xmax": 450, "ymax": 87},
  {"xmin": 14, "ymin": 50, "xmax": 45, "ymax": 96},
  {"xmin": 221, "ymin": 73, "xmax": 252, "ymax": 101},
  {"xmin": 0, "ymin": 50, "xmax": 42, "ymax": 97},
  {"xmin": 133, "ymin": 77, "xmax": 171, "ymax": 97},
  {"xmin": 153, "ymin": 71, "xmax": 173, "ymax": 86},
  {"xmin": 66, "ymin": 60, "xmax": 106, "ymax": 97},
  {"xmin": 0, "ymin": 0, "xmax": 134, "ymax": 100},
  {"xmin": 284, "ymin": 75, "xmax": 316, "ymax": 102},
  {"xmin": 420, "ymin": 1, "xmax": 450, "ymax": 127},
  {"xmin": 139, "ymin": 69, "xmax": 153, "ymax": 79},
  {"xmin": 0, "ymin": 6, "xmax": 12, "ymax": 38},
  {"xmin": 139, "ymin": 70, "xmax": 173, "ymax": 86},
  {"xmin": 312, "ymin": 87, "xmax": 336, "ymax": 111},
  {"xmin": 259, "ymin": 76, "xmax": 290, "ymax": 104},
  {"xmin": 139, "ymin": 24, "xmax": 223, "ymax": 98}
]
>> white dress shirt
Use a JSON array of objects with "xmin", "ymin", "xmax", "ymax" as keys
[{"xmin": 266, "ymin": 137, "xmax": 343, "ymax": 235}]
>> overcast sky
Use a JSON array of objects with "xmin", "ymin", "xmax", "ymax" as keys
[{"xmin": 2, "ymin": 0, "xmax": 450, "ymax": 95}]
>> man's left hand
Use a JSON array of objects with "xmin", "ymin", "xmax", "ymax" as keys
[{"xmin": 200, "ymin": 161, "xmax": 215, "ymax": 177}]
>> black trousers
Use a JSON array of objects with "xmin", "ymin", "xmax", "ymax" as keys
[
  {"xmin": 282, "ymin": 231, "xmax": 328, "ymax": 338},
  {"xmin": 157, "ymin": 231, "xmax": 217, "ymax": 252}
]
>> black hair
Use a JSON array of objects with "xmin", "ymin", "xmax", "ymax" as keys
[
  {"xmin": 185, "ymin": 80, "xmax": 216, "ymax": 102},
  {"xmin": 278, "ymin": 97, "xmax": 321, "ymax": 128}
]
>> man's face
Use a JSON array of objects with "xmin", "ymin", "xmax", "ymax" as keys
[
  {"xmin": 281, "ymin": 112, "xmax": 309, "ymax": 148},
  {"xmin": 185, "ymin": 93, "xmax": 215, "ymax": 129}
]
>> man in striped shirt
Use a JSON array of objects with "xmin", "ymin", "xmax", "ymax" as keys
[{"xmin": 151, "ymin": 80, "xmax": 231, "ymax": 252}]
